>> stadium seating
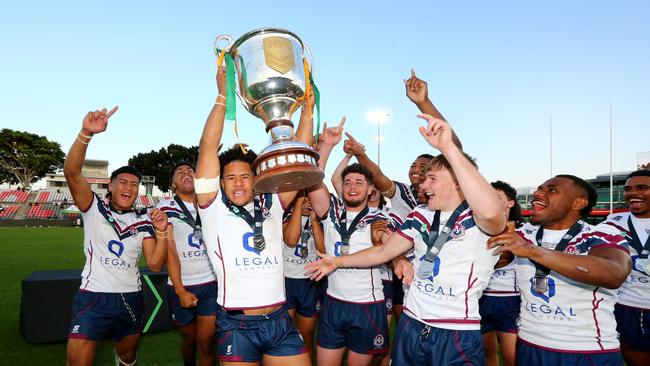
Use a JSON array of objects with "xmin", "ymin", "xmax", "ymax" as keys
[
  {"xmin": 0, "ymin": 190, "xmax": 29, "ymax": 203},
  {"xmin": 25, "ymin": 204, "xmax": 61, "ymax": 220},
  {"xmin": 0, "ymin": 204, "xmax": 20, "ymax": 220}
]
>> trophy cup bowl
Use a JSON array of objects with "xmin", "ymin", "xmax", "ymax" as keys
[{"xmin": 215, "ymin": 28, "xmax": 324, "ymax": 193}]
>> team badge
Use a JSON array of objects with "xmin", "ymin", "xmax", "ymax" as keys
[
  {"xmin": 450, "ymin": 222, "xmax": 465, "ymax": 238},
  {"xmin": 373, "ymin": 334, "xmax": 385, "ymax": 347}
]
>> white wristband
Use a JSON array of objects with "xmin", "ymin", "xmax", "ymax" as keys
[{"xmin": 194, "ymin": 176, "xmax": 220, "ymax": 194}]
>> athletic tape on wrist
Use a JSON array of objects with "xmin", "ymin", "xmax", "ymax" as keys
[{"xmin": 194, "ymin": 176, "xmax": 220, "ymax": 194}]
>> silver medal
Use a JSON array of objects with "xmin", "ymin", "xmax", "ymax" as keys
[
  {"xmin": 300, "ymin": 247, "xmax": 309, "ymax": 259},
  {"xmin": 417, "ymin": 260, "xmax": 435, "ymax": 279},
  {"xmin": 193, "ymin": 228, "xmax": 203, "ymax": 241},
  {"xmin": 339, "ymin": 244, "xmax": 350, "ymax": 255},
  {"xmin": 533, "ymin": 275, "xmax": 549, "ymax": 293},
  {"xmin": 253, "ymin": 235, "xmax": 266, "ymax": 252}
]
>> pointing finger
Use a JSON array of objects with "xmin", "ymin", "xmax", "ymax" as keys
[
  {"xmin": 411, "ymin": 68, "xmax": 416, "ymax": 77},
  {"xmin": 107, "ymin": 106, "xmax": 119, "ymax": 118}
]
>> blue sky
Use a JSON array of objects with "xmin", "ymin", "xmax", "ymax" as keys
[{"xmin": 1, "ymin": 1, "xmax": 648, "ymax": 189}]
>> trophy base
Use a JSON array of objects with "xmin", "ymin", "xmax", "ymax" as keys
[{"xmin": 252, "ymin": 145, "xmax": 324, "ymax": 193}]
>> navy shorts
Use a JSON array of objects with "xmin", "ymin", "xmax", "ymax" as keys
[
  {"xmin": 390, "ymin": 313, "xmax": 484, "ymax": 365},
  {"xmin": 516, "ymin": 338, "xmax": 623, "ymax": 366},
  {"xmin": 392, "ymin": 272, "xmax": 405, "ymax": 306},
  {"xmin": 382, "ymin": 280, "xmax": 394, "ymax": 314},
  {"xmin": 215, "ymin": 305, "xmax": 306, "ymax": 362},
  {"xmin": 478, "ymin": 295, "xmax": 520, "ymax": 334},
  {"xmin": 68, "ymin": 290, "xmax": 144, "ymax": 342},
  {"xmin": 166, "ymin": 281, "xmax": 218, "ymax": 327},
  {"xmin": 614, "ymin": 304, "xmax": 650, "ymax": 351},
  {"xmin": 284, "ymin": 277, "xmax": 322, "ymax": 317},
  {"xmin": 317, "ymin": 295, "xmax": 388, "ymax": 355}
]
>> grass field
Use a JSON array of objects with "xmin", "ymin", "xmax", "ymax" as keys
[{"xmin": 0, "ymin": 227, "xmax": 184, "ymax": 365}]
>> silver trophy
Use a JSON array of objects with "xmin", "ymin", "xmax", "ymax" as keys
[{"xmin": 215, "ymin": 28, "xmax": 324, "ymax": 193}]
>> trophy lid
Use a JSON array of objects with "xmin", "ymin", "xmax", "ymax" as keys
[{"xmin": 232, "ymin": 28, "xmax": 304, "ymax": 50}]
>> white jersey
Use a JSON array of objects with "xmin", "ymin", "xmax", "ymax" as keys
[
  {"xmin": 79, "ymin": 193, "xmax": 154, "ymax": 293},
  {"xmin": 282, "ymin": 214, "xmax": 320, "ymax": 279},
  {"xmin": 483, "ymin": 260, "xmax": 519, "ymax": 297},
  {"xmin": 388, "ymin": 181, "xmax": 418, "ymax": 220},
  {"xmin": 397, "ymin": 205, "xmax": 497, "ymax": 330},
  {"xmin": 515, "ymin": 222, "xmax": 628, "ymax": 352},
  {"xmin": 370, "ymin": 206, "xmax": 405, "ymax": 282},
  {"xmin": 199, "ymin": 188, "xmax": 285, "ymax": 310},
  {"xmin": 157, "ymin": 198, "xmax": 216, "ymax": 286},
  {"xmin": 601, "ymin": 212, "xmax": 650, "ymax": 310},
  {"xmin": 324, "ymin": 195, "xmax": 387, "ymax": 303}
]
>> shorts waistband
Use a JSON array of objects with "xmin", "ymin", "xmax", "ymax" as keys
[{"xmin": 218, "ymin": 304, "xmax": 287, "ymax": 321}]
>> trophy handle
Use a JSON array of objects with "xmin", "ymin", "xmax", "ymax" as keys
[
  {"xmin": 303, "ymin": 44, "xmax": 314, "ymax": 75},
  {"xmin": 214, "ymin": 35, "xmax": 234, "ymax": 57}
]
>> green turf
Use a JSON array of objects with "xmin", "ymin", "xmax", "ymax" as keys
[{"xmin": 0, "ymin": 227, "xmax": 183, "ymax": 365}]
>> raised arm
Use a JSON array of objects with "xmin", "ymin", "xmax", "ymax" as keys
[
  {"xmin": 278, "ymin": 94, "xmax": 316, "ymax": 207},
  {"xmin": 142, "ymin": 207, "xmax": 169, "ymax": 272},
  {"xmin": 311, "ymin": 213, "xmax": 325, "ymax": 254},
  {"xmin": 417, "ymin": 114, "xmax": 505, "ymax": 235},
  {"xmin": 316, "ymin": 117, "xmax": 346, "ymax": 171},
  {"xmin": 343, "ymin": 133, "xmax": 395, "ymax": 196},
  {"xmin": 63, "ymin": 106, "xmax": 118, "ymax": 211},
  {"xmin": 283, "ymin": 195, "xmax": 306, "ymax": 247},
  {"xmin": 195, "ymin": 67, "xmax": 227, "ymax": 207},
  {"xmin": 405, "ymin": 69, "xmax": 462, "ymax": 149},
  {"xmin": 331, "ymin": 153, "xmax": 353, "ymax": 198}
]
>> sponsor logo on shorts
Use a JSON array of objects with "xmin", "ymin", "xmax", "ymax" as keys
[
  {"xmin": 373, "ymin": 334, "xmax": 385, "ymax": 347},
  {"xmin": 71, "ymin": 325, "xmax": 80, "ymax": 334}
]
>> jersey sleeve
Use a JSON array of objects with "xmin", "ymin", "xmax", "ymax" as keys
[
  {"xmin": 396, "ymin": 208, "xmax": 427, "ymax": 242},
  {"xmin": 590, "ymin": 222, "xmax": 629, "ymax": 253}
]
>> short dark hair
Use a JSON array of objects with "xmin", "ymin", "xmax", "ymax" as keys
[
  {"xmin": 218, "ymin": 146, "xmax": 258, "ymax": 175},
  {"xmin": 171, "ymin": 161, "xmax": 195, "ymax": 178},
  {"xmin": 110, "ymin": 166, "xmax": 141, "ymax": 182},
  {"xmin": 555, "ymin": 174, "xmax": 597, "ymax": 218},
  {"xmin": 341, "ymin": 163, "xmax": 373, "ymax": 183},
  {"xmin": 491, "ymin": 180, "xmax": 523, "ymax": 225},
  {"xmin": 425, "ymin": 152, "xmax": 478, "ymax": 181},
  {"xmin": 416, "ymin": 153, "xmax": 435, "ymax": 161},
  {"xmin": 627, "ymin": 169, "xmax": 650, "ymax": 180}
]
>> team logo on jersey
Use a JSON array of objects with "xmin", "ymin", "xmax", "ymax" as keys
[
  {"xmin": 242, "ymin": 232, "xmax": 261, "ymax": 255},
  {"xmin": 129, "ymin": 228, "xmax": 137, "ymax": 236},
  {"xmin": 450, "ymin": 222, "xmax": 465, "ymax": 239},
  {"xmin": 529, "ymin": 276, "xmax": 556, "ymax": 303},
  {"xmin": 631, "ymin": 255, "xmax": 650, "ymax": 275},
  {"xmin": 356, "ymin": 220, "xmax": 368, "ymax": 230},
  {"xmin": 108, "ymin": 240, "xmax": 124, "ymax": 257},
  {"xmin": 525, "ymin": 228, "xmax": 534, "ymax": 235},
  {"xmin": 612, "ymin": 215, "xmax": 623, "ymax": 222},
  {"xmin": 188, "ymin": 232, "xmax": 202, "ymax": 249},
  {"xmin": 373, "ymin": 334, "xmax": 385, "ymax": 347}
]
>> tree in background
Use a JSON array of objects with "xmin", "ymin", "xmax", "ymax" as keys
[
  {"xmin": 128, "ymin": 144, "xmax": 199, "ymax": 192},
  {"xmin": 0, "ymin": 128, "xmax": 65, "ymax": 188}
]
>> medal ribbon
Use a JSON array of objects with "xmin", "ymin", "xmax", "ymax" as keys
[
  {"xmin": 173, "ymin": 195, "xmax": 202, "ymax": 234},
  {"xmin": 533, "ymin": 220, "xmax": 584, "ymax": 277},
  {"xmin": 222, "ymin": 193, "xmax": 267, "ymax": 247},
  {"xmin": 417, "ymin": 201, "xmax": 468, "ymax": 278},
  {"xmin": 334, "ymin": 205, "xmax": 370, "ymax": 253},
  {"xmin": 627, "ymin": 215, "xmax": 650, "ymax": 258}
]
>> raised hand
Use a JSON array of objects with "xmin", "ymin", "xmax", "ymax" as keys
[
  {"xmin": 404, "ymin": 69, "xmax": 429, "ymax": 105},
  {"xmin": 178, "ymin": 289, "xmax": 199, "ymax": 308},
  {"xmin": 486, "ymin": 222, "xmax": 533, "ymax": 257},
  {"xmin": 148, "ymin": 207, "xmax": 169, "ymax": 232},
  {"xmin": 305, "ymin": 252, "xmax": 337, "ymax": 281},
  {"xmin": 342, "ymin": 132, "xmax": 366, "ymax": 156},
  {"xmin": 320, "ymin": 117, "xmax": 346, "ymax": 146},
  {"xmin": 417, "ymin": 114, "xmax": 455, "ymax": 153},
  {"xmin": 82, "ymin": 106, "xmax": 118, "ymax": 135}
]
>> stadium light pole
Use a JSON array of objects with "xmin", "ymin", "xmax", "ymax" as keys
[{"xmin": 367, "ymin": 111, "xmax": 390, "ymax": 168}]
